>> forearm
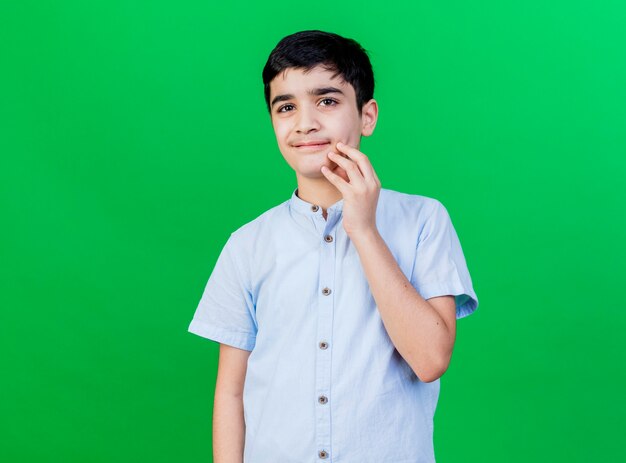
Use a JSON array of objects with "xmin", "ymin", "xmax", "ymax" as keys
[
  {"xmin": 213, "ymin": 389, "xmax": 245, "ymax": 463},
  {"xmin": 351, "ymin": 228, "xmax": 454, "ymax": 382}
]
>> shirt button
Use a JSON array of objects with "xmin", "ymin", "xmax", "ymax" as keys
[
  {"xmin": 311, "ymin": 205, "xmax": 319, "ymax": 212},
  {"xmin": 318, "ymin": 450, "xmax": 329, "ymax": 459},
  {"xmin": 318, "ymin": 395, "xmax": 328, "ymax": 404},
  {"xmin": 324, "ymin": 234, "xmax": 333, "ymax": 243},
  {"xmin": 319, "ymin": 341, "xmax": 328, "ymax": 350},
  {"xmin": 322, "ymin": 287, "xmax": 331, "ymax": 296}
]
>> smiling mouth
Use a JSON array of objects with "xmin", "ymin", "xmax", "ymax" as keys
[{"xmin": 294, "ymin": 142, "xmax": 331, "ymax": 150}]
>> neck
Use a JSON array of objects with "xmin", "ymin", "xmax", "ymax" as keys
[{"xmin": 295, "ymin": 174, "xmax": 343, "ymax": 212}]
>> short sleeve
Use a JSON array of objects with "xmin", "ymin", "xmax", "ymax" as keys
[
  {"xmin": 188, "ymin": 235, "xmax": 257, "ymax": 351},
  {"xmin": 410, "ymin": 200, "xmax": 479, "ymax": 319}
]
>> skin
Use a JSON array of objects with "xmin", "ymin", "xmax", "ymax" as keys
[
  {"xmin": 269, "ymin": 65, "xmax": 376, "ymax": 211},
  {"xmin": 269, "ymin": 65, "xmax": 457, "ymax": 382},
  {"xmin": 213, "ymin": 344, "xmax": 248, "ymax": 463},
  {"xmin": 321, "ymin": 143, "xmax": 457, "ymax": 382},
  {"xmin": 213, "ymin": 64, "xmax": 458, "ymax": 463}
]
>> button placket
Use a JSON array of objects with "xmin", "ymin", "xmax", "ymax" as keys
[{"xmin": 314, "ymin": 217, "xmax": 337, "ymax": 460}]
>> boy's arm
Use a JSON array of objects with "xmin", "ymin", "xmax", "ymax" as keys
[
  {"xmin": 350, "ymin": 229, "xmax": 457, "ymax": 383},
  {"xmin": 213, "ymin": 344, "xmax": 250, "ymax": 463},
  {"xmin": 321, "ymin": 143, "xmax": 458, "ymax": 383}
]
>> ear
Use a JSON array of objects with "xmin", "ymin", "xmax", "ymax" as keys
[{"xmin": 360, "ymin": 99, "xmax": 379, "ymax": 137}]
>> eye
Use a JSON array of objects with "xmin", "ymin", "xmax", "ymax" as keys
[
  {"xmin": 319, "ymin": 97, "xmax": 338, "ymax": 107},
  {"xmin": 277, "ymin": 104, "xmax": 295, "ymax": 113}
]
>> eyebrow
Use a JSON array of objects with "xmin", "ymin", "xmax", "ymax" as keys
[{"xmin": 270, "ymin": 86, "xmax": 345, "ymax": 109}]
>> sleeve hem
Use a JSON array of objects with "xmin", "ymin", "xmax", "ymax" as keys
[
  {"xmin": 188, "ymin": 319, "xmax": 256, "ymax": 351},
  {"xmin": 419, "ymin": 284, "xmax": 479, "ymax": 319}
]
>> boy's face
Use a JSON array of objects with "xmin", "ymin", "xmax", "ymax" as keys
[{"xmin": 268, "ymin": 65, "xmax": 376, "ymax": 180}]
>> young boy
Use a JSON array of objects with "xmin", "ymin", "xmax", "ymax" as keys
[{"xmin": 188, "ymin": 30, "xmax": 479, "ymax": 463}]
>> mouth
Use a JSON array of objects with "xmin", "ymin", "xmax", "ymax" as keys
[{"xmin": 293, "ymin": 141, "xmax": 331, "ymax": 151}]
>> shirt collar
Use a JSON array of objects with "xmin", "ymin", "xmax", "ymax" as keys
[{"xmin": 288, "ymin": 187, "xmax": 344, "ymax": 217}]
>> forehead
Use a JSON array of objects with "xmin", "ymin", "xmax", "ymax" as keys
[{"xmin": 269, "ymin": 65, "xmax": 355, "ymax": 98}]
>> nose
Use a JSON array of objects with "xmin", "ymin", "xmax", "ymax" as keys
[{"xmin": 295, "ymin": 105, "xmax": 320, "ymax": 134}]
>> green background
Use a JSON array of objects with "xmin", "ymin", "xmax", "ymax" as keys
[{"xmin": 2, "ymin": 1, "xmax": 625, "ymax": 461}]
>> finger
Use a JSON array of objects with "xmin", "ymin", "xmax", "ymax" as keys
[
  {"xmin": 371, "ymin": 166, "xmax": 381, "ymax": 186},
  {"xmin": 332, "ymin": 164, "xmax": 350, "ymax": 183},
  {"xmin": 335, "ymin": 142, "xmax": 377, "ymax": 181},
  {"xmin": 321, "ymin": 165, "xmax": 350, "ymax": 194},
  {"xmin": 327, "ymin": 152, "xmax": 365, "ymax": 186}
]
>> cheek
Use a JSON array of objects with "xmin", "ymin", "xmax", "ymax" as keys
[
  {"xmin": 273, "ymin": 123, "xmax": 290, "ymax": 144},
  {"xmin": 335, "ymin": 111, "xmax": 361, "ymax": 133},
  {"xmin": 338, "ymin": 120, "xmax": 363, "ymax": 145}
]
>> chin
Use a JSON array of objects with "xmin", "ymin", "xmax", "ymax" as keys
[
  {"xmin": 293, "ymin": 155, "xmax": 330, "ymax": 175},
  {"xmin": 293, "ymin": 165, "xmax": 328, "ymax": 180},
  {"xmin": 297, "ymin": 166, "xmax": 327, "ymax": 180}
]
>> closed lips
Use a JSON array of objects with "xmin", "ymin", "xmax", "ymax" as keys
[{"xmin": 294, "ymin": 141, "xmax": 330, "ymax": 147}]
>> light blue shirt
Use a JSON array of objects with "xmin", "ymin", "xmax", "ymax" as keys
[{"xmin": 189, "ymin": 187, "xmax": 479, "ymax": 463}]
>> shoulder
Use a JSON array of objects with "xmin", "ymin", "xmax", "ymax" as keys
[
  {"xmin": 225, "ymin": 199, "xmax": 290, "ymax": 253},
  {"xmin": 375, "ymin": 188, "xmax": 451, "ymax": 245},
  {"xmin": 378, "ymin": 187, "xmax": 444, "ymax": 222}
]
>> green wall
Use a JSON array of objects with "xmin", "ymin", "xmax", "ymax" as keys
[{"xmin": 1, "ymin": 1, "xmax": 625, "ymax": 461}]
